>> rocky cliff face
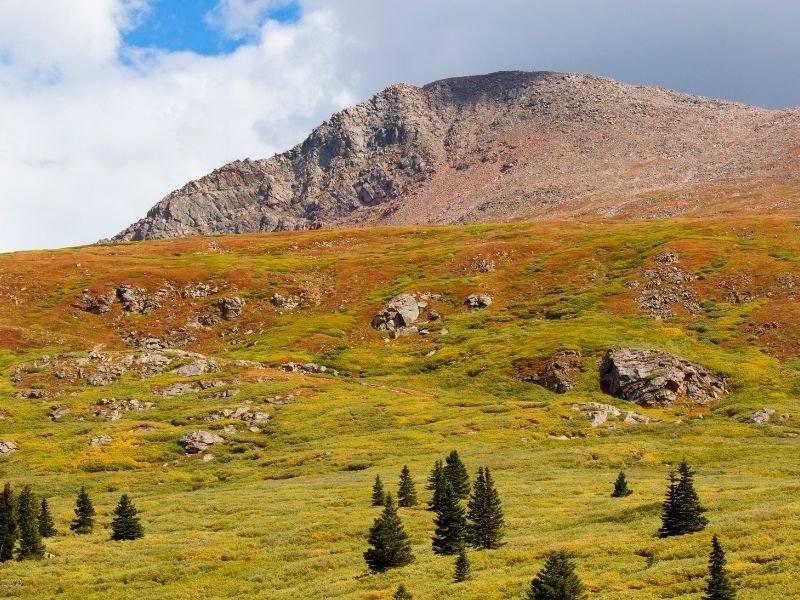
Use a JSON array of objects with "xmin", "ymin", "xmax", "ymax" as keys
[{"xmin": 114, "ymin": 71, "xmax": 800, "ymax": 241}]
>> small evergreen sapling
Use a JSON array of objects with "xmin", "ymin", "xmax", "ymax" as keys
[
  {"xmin": 70, "ymin": 486, "xmax": 95, "ymax": 534},
  {"xmin": 444, "ymin": 450, "xmax": 470, "ymax": 501},
  {"xmin": 454, "ymin": 546, "xmax": 471, "ymax": 582},
  {"xmin": 466, "ymin": 466, "xmax": 504, "ymax": 550},
  {"xmin": 37, "ymin": 497, "xmax": 56, "ymax": 537},
  {"xmin": 393, "ymin": 584, "xmax": 413, "ymax": 600},
  {"xmin": 0, "ymin": 483, "xmax": 17, "ymax": 562},
  {"xmin": 703, "ymin": 534, "xmax": 737, "ymax": 600},
  {"xmin": 432, "ymin": 480, "xmax": 467, "ymax": 555},
  {"xmin": 611, "ymin": 471, "xmax": 632, "ymax": 497},
  {"xmin": 528, "ymin": 551, "xmax": 586, "ymax": 600},
  {"xmin": 16, "ymin": 486, "xmax": 44, "ymax": 560},
  {"xmin": 110, "ymin": 495, "xmax": 144, "ymax": 541},
  {"xmin": 659, "ymin": 460, "xmax": 708, "ymax": 537},
  {"xmin": 397, "ymin": 465, "xmax": 418, "ymax": 507},
  {"xmin": 363, "ymin": 494, "xmax": 414, "ymax": 572},
  {"xmin": 372, "ymin": 475, "xmax": 386, "ymax": 507}
]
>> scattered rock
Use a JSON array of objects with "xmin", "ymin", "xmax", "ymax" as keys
[
  {"xmin": 634, "ymin": 258, "xmax": 700, "ymax": 319},
  {"xmin": 182, "ymin": 282, "xmax": 217, "ymax": 299},
  {"xmin": 215, "ymin": 296, "xmax": 245, "ymax": 320},
  {"xmin": 514, "ymin": 350, "xmax": 582, "ymax": 394},
  {"xmin": 751, "ymin": 407, "xmax": 775, "ymax": 425},
  {"xmin": 75, "ymin": 289, "xmax": 114, "ymax": 315},
  {"xmin": 116, "ymin": 285, "xmax": 160, "ymax": 314},
  {"xmin": 207, "ymin": 407, "xmax": 270, "ymax": 424},
  {"xmin": 0, "ymin": 441, "xmax": 17, "ymax": 455},
  {"xmin": 179, "ymin": 430, "xmax": 224, "ymax": 454},
  {"xmin": 465, "ymin": 294, "xmax": 493, "ymax": 309},
  {"xmin": 271, "ymin": 293, "xmax": 300, "ymax": 310},
  {"xmin": 571, "ymin": 402, "xmax": 650, "ymax": 427},
  {"xmin": 170, "ymin": 359, "xmax": 218, "ymax": 377},
  {"xmin": 427, "ymin": 309, "xmax": 440, "ymax": 321},
  {"xmin": 372, "ymin": 293, "xmax": 421, "ymax": 331},
  {"xmin": 90, "ymin": 434, "xmax": 113, "ymax": 448},
  {"xmin": 202, "ymin": 453, "xmax": 215, "ymax": 462},
  {"xmin": 15, "ymin": 389, "xmax": 48, "ymax": 399},
  {"xmin": 279, "ymin": 362, "xmax": 333, "ymax": 375},
  {"xmin": 154, "ymin": 380, "xmax": 228, "ymax": 396},
  {"xmin": 600, "ymin": 348, "xmax": 726, "ymax": 407},
  {"xmin": 48, "ymin": 406, "xmax": 70, "ymax": 421},
  {"xmin": 88, "ymin": 398, "xmax": 154, "ymax": 420}
]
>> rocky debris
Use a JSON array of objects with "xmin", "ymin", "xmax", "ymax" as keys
[
  {"xmin": 154, "ymin": 380, "xmax": 228, "ymax": 397},
  {"xmin": 464, "ymin": 294, "xmax": 492, "ymax": 309},
  {"xmin": 89, "ymin": 434, "xmax": 113, "ymax": 448},
  {"xmin": 170, "ymin": 359, "xmax": 219, "ymax": 377},
  {"xmin": 427, "ymin": 309, "xmax": 440, "ymax": 321},
  {"xmin": 744, "ymin": 321, "xmax": 780, "ymax": 336},
  {"xmin": 76, "ymin": 289, "xmax": 114, "ymax": 314},
  {"xmin": 265, "ymin": 393, "xmax": 295, "ymax": 406},
  {"xmin": 116, "ymin": 285, "xmax": 160, "ymax": 314},
  {"xmin": 215, "ymin": 296, "xmax": 245, "ymax": 320},
  {"xmin": 372, "ymin": 293, "xmax": 420, "ymax": 331},
  {"xmin": 179, "ymin": 430, "xmax": 225, "ymax": 454},
  {"xmin": 271, "ymin": 293, "xmax": 300, "ymax": 310},
  {"xmin": 182, "ymin": 282, "xmax": 217, "ymax": 299},
  {"xmin": 633, "ymin": 254, "xmax": 700, "ymax": 319},
  {"xmin": 748, "ymin": 408, "xmax": 789, "ymax": 425},
  {"xmin": 88, "ymin": 398, "xmax": 154, "ymax": 420},
  {"xmin": 207, "ymin": 407, "xmax": 270, "ymax": 424},
  {"xmin": 48, "ymin": 406, "xmax": 70, "ymax": 421},
  {"xmin": 14, "ymin": 389, "xmax": 48, "ymax": 399},
  {"xmin": 0, "ymin": 441, "xmax": 17, "ymax": 456},
  {"xmin": 278, "ymin": 362, "xmax": 334, "ymax": 375},
  {"xmin": 202, "ymin": 453, "xmax": 215, "ymax": 462},
  {"xmin": 600, "ymin": 348, "xmax": 726, "ymax": 407},
  {"xmin": 514, "ymin": 350, "xmax": 582, "ymax": 393},
  {"xmin": 571, "ymin": 402, "xmax": 650, "ymax": 427}
]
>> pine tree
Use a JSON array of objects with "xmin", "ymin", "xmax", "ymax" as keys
[
  {"xmin": 611, "ymin": 471, "xmax": 632, "ymax": 497},
  {"xmin": 16, "ymin": 486, "xmax": 44, "ymax": 560},
  {"xmin": 432, "ymin": 480, "xmax": 467, "ymax": 555},
  {"xmin": 397, "ymin": 465, "xmax": 418, "ymax": 507},
  {"xmin": 372, "ymin": 475, "xmax": 386, "ymax": 507},
  {"xmin": 70, "ymin": 486, "xmax": 95, "ymax": 534},
  {"xmin": 0, "ymin": 483, "xmax": 17, "ymax": 562},
  {"xmin": 659, "ymin": 460, "xmax": 708, "ymax": 537},
  {"xmin": 110, "ymin": 495, "xmax": 143, "ymax": 541},
  {"xmin": 703, "ymin": 535, "xmax": 737, "ymax": 600},
  {"xmin": 393, "ymin": 584, "xmax": 413, "ymax": 600},
  {"xmin": 37, "ymin": 497, "xmax": 56, "ymax": 537},
  {"xmin": 466, "ymin": 466, "xmax": 504, "ymax": 550},
  {"xmin": 364, "ymin": 494, "xmax": 414, "ymax": 571},
  {"xmin": 444, "ymin": 450, "xmax": 470, "ymax": 501},
  {"xmin": 528, "ymin": 551, "xmax": 586, "ymax": 600},
  {"xmin": 427, "ymin": 460, "xmax": 447, "ymax": 513},
  {"xmin": 454, "ymin": 545, "xmax": 471, "ymax": 582}
]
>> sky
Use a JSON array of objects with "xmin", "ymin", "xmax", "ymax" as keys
[{"xmin": 1, "ymin": 0, "xmax": 799, "ymax": 252}]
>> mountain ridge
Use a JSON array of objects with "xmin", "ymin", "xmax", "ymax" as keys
[{"xmin": 113, "ymin": 71, "xmax": 800, "ymax": 241}]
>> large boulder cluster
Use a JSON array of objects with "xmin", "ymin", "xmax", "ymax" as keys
[{"xmin": 371, "ymin": 292, "xmax": 442, "ymax": 338}]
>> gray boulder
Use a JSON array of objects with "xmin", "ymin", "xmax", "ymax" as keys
[
  {"xmin": 465, "ymin": 294, "xmax": 492, "ymax": 309},
  {"xmin": 179, "ymin": 430, "xmax": 225, "ymax": 454},
  {"xmin": 372, "ymin": 293, "xmax": 421, "ymax": 331},
  {"xmin": 600, "ymin": 348, "xmax": 726, "ymax": 407},
  {"xmin": 0, "ymin": 441, "xmax": 17, "ymax": 456}
]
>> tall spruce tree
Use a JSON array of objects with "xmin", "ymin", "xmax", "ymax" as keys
[
  {"xmin": 37, "ymin": 497, "xmax": 56, "ymax": 537},
  {"xmin": 427, "ymin": 460, "xmax": 447, "ymax": 513},
  {"xmin": 16, "ymin": 486, "xmax": 44, "ymax": 560},
  {"xmin": 454, "ymin": 545, "xmax": 471, "ymax": 582},
  {"xmin": 611, "ymin": 471, "xmax": 633, "ymax": 497},
  {"xmin": 372, "ymin": 475, "xmax": 386, "ymax": 507},
  {"xmin": 659, "ymin": 460, "xmax": 708, "ymax": 537},
  {"xmin": 444, "ymin": 450, "xmax": 470, "ymax": 501},
  {"xmin": 70, "ymin": 486, "xmax": 95, "ymax": 534},
  {"xmin": 432, "ymin": 480, "xmax": 467, "ymax": 555},
  {"xmin": 528, "ymin": 551, "xmax": 586, "ymax": 600},
  {"xmin": 703, "ymin": 535, "xmax": 737, "ymax": 600},
  {"xmin": 363, "ymin": 494, "xmax": 414, "ymax": 572},
  {"xmin": 0, "ymin": 483, "xmax": 17, "ymax": 562},
  {"xmin": 466, "ymin": 466, "xmax": 504, "ymax": 550},
  {"xmin": 110, "ymin": 495, "xmax": 143, "ymax": 541},
  {"xmin": 393, "ymin": 584, "xmax": 413, "ymax": 600},
  {"xmin": 397, "ymin": 466, "xmax": 418, "ymax": 507}
]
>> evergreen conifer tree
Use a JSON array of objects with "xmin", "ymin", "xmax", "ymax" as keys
[
  {"xmin": 528, "ymin": 551, "xmax": 586, "ymax": 600},
  {"xmin": 397, "ymin": 466, "xmax": 418, "ymax": 507},
  {"xmin": 454, "ymin": 545, "xmax": 471, "ymax": 582},
  {"xmin": 659, "ymin": 460, "xmax": 708, "ymax": 537},
  {"xmin": 611, "ymin": 471, "xmax": 633, "ymax": 497},
  {"xmin": 466, "ymin": 466, "xmax": 504, "ymax": 549},
  {"xmin": 70, "ymin": 486, "xmax": 95, "ymax": 534},
  {"xmin": 110, "ymin": 495, "xmax": 144, "ymax": 541},
  {"xmin": 363, "ymin": 494, "xmax": 414, "ymax": 572},
  {"xmin": 37, "ymin": 497, "xmax": 56, "ymax": 537},
  {"xmin": 16, "ymin": 486, "xmax": 44, "ymax": 560},
  {"xmin": 444, "ymin": 450, "xmax": 470, "ymax": 501},
  {"xmin": 432, "ymin": 480, "xmax": 467, "ymax": 555},
  {"xmin": 427, "ymin": 461, "xmax": 447, "ymax": 513},
  {"xmin": 372, "ymin": 475, "xmax": 386, "ymax": 507},
  {"xmin": 393, "ymin": 584, "xmax": 413, "ymax": 600},
  {"xmin": 703, "ymin": 535, "xmax": 737, "ymax": 600},
  {"xmin": 0, "ymin": 483, "xmax": 17, "ymax": 562}
]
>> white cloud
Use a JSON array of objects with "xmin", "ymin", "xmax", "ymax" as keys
[{"xmin": 205, "ymin": 0, "xmax": 294, "ymax": 40}]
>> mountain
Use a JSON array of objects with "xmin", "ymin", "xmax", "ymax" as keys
[{"xmin": 113, "ymin": 70, "xmax": 800, "ymax": 241}]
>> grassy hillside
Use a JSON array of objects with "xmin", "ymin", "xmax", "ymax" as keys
[{"xmin": 0, "ymin": 217, "xmax": 798, "ymax": 599}]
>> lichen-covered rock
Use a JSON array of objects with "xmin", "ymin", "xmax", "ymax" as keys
[
  {"xmin": 464, "ymin": 294, "xmax": 492, "ymax": 309},
  {"xmin": 179, "ymin": 430, "xmax": 224, "ymax": 454},
  {"xmin": 372, "ymin": 293, "xmax": 420, "ymax": 331},
  {"xmin": 76, "ymin": 289, "xmax": 114, "ymax": 314},
  {"xmin": 90, "ymin": 434, "xmax": 113, "ymax": 448},
  {"xmin": 600, "ymin": 348, "xmax": 726, "ymax": 407},
  {"xmin": 515, "ymin": 350, "xmax": 582, "ymax": 394},
  {"xmin": 116, "ymin": 285, "xmax": 161, "ymax": 314},
  {"xmin": 0, "ymin": 441, "xmax": 18, "ymax": 456},
  {"xmin": 751, "ymin": 407, "xmax": 775, "ymax": 424},
  {"xmin": 215, "ymin": 296, "xmax": 245, "ymax": 320},
  {"xmin": 571, "ymin": 402, "xmax": 650, "ymax": 427},
  {"xmin": 170, "ymin": 359, "xmax": 218, "ymax": 377}
]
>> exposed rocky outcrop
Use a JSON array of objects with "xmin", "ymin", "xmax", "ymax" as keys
[
  {"xmin": 371, "ymin": 292, "xmax": 443, "ymax": 337},
  {"xmin": 179, "ymin": 430, "xmax": 224, "ymax": 454},
  {"xmin": 87, "ymin": 398, "xmax": 154, "ymax": 420},
  {"xmin": 600, "ymin": 348, "xmax": 726, "ymax": 407},
  {"xmin": 631, "ymin": 252, "xmax": 700, "ymax": 319},
  {"xmin": 113, "ymin": 71, "xmax": 800, "ymax": 242},
  {"xmin": 514, "ymin": 350, "xmax": 582, "ymax": 393},
  {"xmin": 170, "ymin": 359, "xmax": 218, "ymax": 377},
  {"xmin": 215, "ymin": 296, "xmax": 245, "ymax": 320},
  {"xmin": 464, "ymin": 294, "xmax": 493, "ymax": 309},
  {"xmin": 76, "ymin": 290, "xmax": 114, "ymax": 314}
]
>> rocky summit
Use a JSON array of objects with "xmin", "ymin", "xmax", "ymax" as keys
[{"xmin": 113, "ymin": 71, "xmax": 800, "ymax": 241}]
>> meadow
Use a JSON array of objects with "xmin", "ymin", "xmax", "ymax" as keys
[{"xmin": 0, "ymin": 217, "xmax": 798, "ymax": 598}]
